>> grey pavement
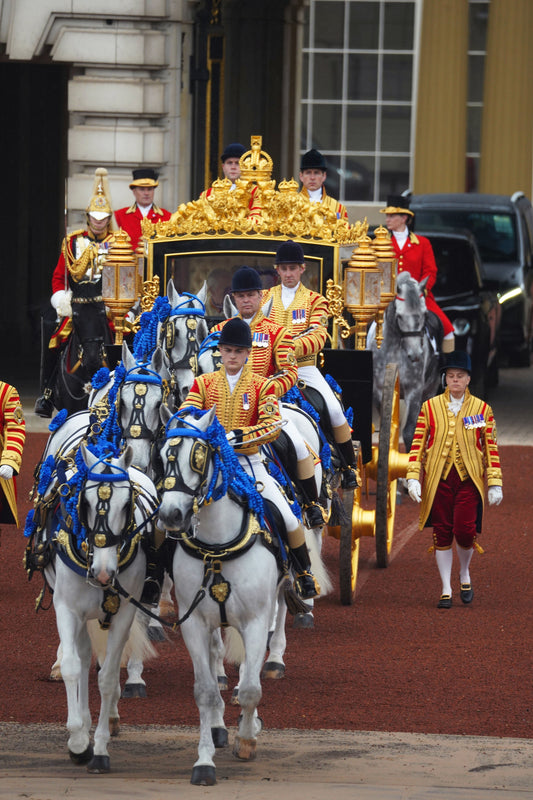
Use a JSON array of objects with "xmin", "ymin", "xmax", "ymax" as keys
[{"xmin": 6, "ymin": 365, "xmax": 532, "ymax": 799}]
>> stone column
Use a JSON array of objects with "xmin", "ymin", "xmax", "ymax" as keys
[
  {"xmin": 413, "ymin": 0, "xmax": 469, "ymax": 193},
  {"xmin": 479, "ymin": 0, "xmax": 533, "ymax": 195}
]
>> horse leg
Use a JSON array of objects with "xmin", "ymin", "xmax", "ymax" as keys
[
  {"xmin": 122, "ymin": 611, "xmax": 153, "ymax": 699},
  {"xmin": 211, "ymin": 628, "xmax": 229, "ymax": 694},
  {"xmin": 55, "ymin": 607, "xmax": 93, "ymax": 764},
  {"xmin": 402, "ymin": 386, "xmax": 423, "ymax": 452},
  {"xmin": 233, "ymin": 620, "xmax": 267, "ymax": 761},
  {"xmin": 262, "ymin": 596, "xmax": 287, "ymax": 679},
  {"xmin": 182, "ymin": 620, "xmax": 224, "ymax": 785}
]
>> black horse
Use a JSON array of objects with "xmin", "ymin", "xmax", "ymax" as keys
[{"xmin": 53, "ymin": 281, "xmax": 114, "ymax": 415}]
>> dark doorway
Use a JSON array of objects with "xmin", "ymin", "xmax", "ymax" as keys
[{"xmin": 0, "ymin": 61, "xmax": 68, "ymax": 386}]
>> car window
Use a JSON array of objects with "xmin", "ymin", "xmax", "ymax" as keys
[
  {"xmin": 415, "ymin": 210, "xmax": 518, "ymax": 263},
  {"xmin": 431, "ymin": 238, "xmax": 481, "ymax": 295}
]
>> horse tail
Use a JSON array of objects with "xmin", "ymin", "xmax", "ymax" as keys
[
  {"xmin": 223, "ymin": 626, "xmax": 245, "ymax": 666},
  {"xmin": 305, "ymin": 529, "xmax": 333, "ymax": 596},
  {"xmin": 86, "ymin": 613, "xmax": 158, "ymax": 669}
]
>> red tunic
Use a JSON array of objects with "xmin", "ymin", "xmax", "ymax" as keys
[
  {"xmin": 115, "ymin": 203, "xmax": 171, "ymax": 250},
  {"xmin": 51, "ymin": 230, "xmax": 114, "ymax": 294},
  {"xmin": 0, "ymin": 382, "xmax": 25, "ymax": 525},
  {"xmin": 392, "ymin": 232, "xmax": 454, "ymax": 336}
]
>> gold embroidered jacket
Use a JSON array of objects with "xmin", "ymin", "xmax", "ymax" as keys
[
  {"xmin": 406, "ymin": 388, "xmax": 502, "ymax": 529},
  {"xmin": 263, "ymin": 283, "xmax": 329, "ymax": 366},
  {"xmin": 299, "ymin": 186, "xmax": 348, "ymax": 221},
  {"xmin": 0, "ymin": 381, "xmax": 25, "ymax": 525},
  {"xmin": 212, "ymin": 312, "xmax": 298, "ymax": 397},
  {"xmin": 181, "ymin": 366, "xmax": 282, "ymax": 455}
]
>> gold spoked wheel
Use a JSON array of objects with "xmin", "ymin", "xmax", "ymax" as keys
[{"xmin": 338, "ymin": 449, "xmax": 364, "ymax": 606}]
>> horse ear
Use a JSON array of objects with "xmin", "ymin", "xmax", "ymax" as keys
[
  {"xmin": 196, "ymin": 281, "xmax": 208, "ymax": 305},
  {"xmin": 167, "ymin": 280, "xmax": 179, "ymax": 307},
  {"xmin": 204, "ymin": 405, "xmax": 217, "ymax": 429},
  {"xmin": 419, "ymin": 276, "xmax": 429, "ymax": 291},
  {"xmin": 160, "ymin": 403, "xmax": 173, "ymax": 425},
  {"xmin": 223, "ymin": 294, "xmax": 237, "ymax": 319},
  {"xmin": 261, "ymin": 296, "xmax": 273, "ymax": 318},
  {"xmin": 119, "ymin": 445, "xmax": 133, "ymax": 471},
  {"xmin": 80, "ymin": 442, "xmax": 98, "ymax": 469},
  {"xmin": 122, "ymin": 341, "xmax": 135, "ymax": 371},
  {"xmin": 196, "ymin": 318, "xmax": 209, "ymax": 344},
  {"xmin": 151, "ymin": 346, "xmax": 164, "ymax": 374}
]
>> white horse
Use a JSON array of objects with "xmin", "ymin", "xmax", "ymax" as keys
[
  {"xmin": 41, "ymin": 444, "xmax": 159, "ymax": 772},
  {"xmin": 158, "ymin": 407, "xmax": 282, "ymax": 785},
  {"xmin": 371, "ymin": 272, "xmax": 441, "ymax": 450}
]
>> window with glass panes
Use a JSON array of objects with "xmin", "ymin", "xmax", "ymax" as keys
[
  {"xmin": 466, "ymin": 0, "xmax": 489, "ymax": 192},
  {"xmin": 301, "ymin": 0, "xmax": 418, "ymax": 204}
]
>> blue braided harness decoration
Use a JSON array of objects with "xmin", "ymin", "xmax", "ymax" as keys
[{"xmin": 133, "ymin": 292, "xmax": 206, "ymax": 362}]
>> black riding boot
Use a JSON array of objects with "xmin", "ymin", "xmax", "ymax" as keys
[
  {"xmin": 290, "ymin": 542, "xmax": 320, "ymax": 600},
  {"xmin": 35, "ymin": 313, "xmax": 59, "ymax": 418},
  {"xmin": 298, "ymin": 476, "xmax": 327, "ymax": 528},
  {"xmin": 336, "ymin": 439, "xmax": 359, "ymax": 489}
]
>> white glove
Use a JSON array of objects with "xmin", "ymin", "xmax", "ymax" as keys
[
  {"xmin": 51, "ymin": 289, "xmax": 72, "ymax": 319},
  {"xmin": 0, "ymin": 465, "xmax": 14, "ymax": 480},
  {"xmin": 125, "ymin": 310, "xmax": 136, "ymax": 323},
  {"xmin": 407, "ymin": 478, "xmax": 422, "ymax": 503},
  {"xmin": 488, "ymin": 486, "xmax": 503, "ymax": 506}
]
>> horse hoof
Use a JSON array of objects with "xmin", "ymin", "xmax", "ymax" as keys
[
  {"xmin": 217, "ymin": 675, "xmax": 229, "ymax": 692},
  {"xmin": 233, "ymin": 736, "xmax": 257, "ymax": 761},
  {"xmin": 191, "ymin": 765, "xmax": 216, "ymax": 785},
  {"xmin": 49, "ymin": 666, "xmax": 62, "ymax": 681},
  {"xmin": 211, "ymin": 727, "xmax": 228, "ymax": 748},
  {"xmin": 261, "ymin": 661, "xmax": 285, "ymax": 680},
  {"xmin": 293, "ymin": 611, "xmax": 314, "ymax": 629},
  {"xmin": 109, "ymin": 717, "xmax": 120, "ymax": 737},
  {"xmin": 87, "ymin": 754, "xmax": 110, "ymax": 773},
  {"xmin": 230, "ymin": 687, "xmax": 240, "ymax": 706},
  {"xmin": 147, "ymin": 624, "xmax": 166, "ymax": 642},
  {"xmin": 69, "ymin": 744, "xmax": 93, "ymax": 765},
  {"xmin": 122, "ymin": 683, "xmax": 147, "ymax": 699}
]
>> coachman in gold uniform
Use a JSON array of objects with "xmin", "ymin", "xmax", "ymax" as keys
[{"xmin": 182, "ymin": 318, "xmax": 320, "ymax": 600}]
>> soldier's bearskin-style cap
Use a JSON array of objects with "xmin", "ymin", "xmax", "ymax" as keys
[
  {"xmin": 129, "ymin": 168, "xmax": 159, "ymax": 188},
  {"xmin": 275, "ymin": 240, "xmax": 305, "ymax": 265},
  {"xmin": 441, "ymin": 350, "xmax": 472, "ymax": 374},
  {"xmin": 231, "ymin": 266, "xmax": 263, "ymax": 293},
  {"xmin": 221, "ymin": 143, "xmax": 246, "ymax": 163},
  {"xmin": 300, "ymin": 148, "xmax": 327, "ymax": 171},
  {"xmin": 219, "ymin": 318, "xmax": 252, "ymax": 349}
]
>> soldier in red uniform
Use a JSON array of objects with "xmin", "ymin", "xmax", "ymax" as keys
[
  {"xmin": 34, "ymin": 168, "xmax": 116, "ymax": 417},
  {"xmin": 115, "ymin": 168, "xmax": 171, "ymax": 250},
  {"xmin": 380, "ymin": 194, "xmax": 455, "ymax": 353},
  {"xmin": 212, "ymin": 267, "xmax": 326, "ymax": 528},
  {"xmin": 0, "ymin": 381, "xmax": 25, "ymax": 532},
  {"xmin": 182, "ymin": 318, "xmax": 320, "ymax": 600},
  {"xmin": 299, "ymin": 149, "xmax": 348, "ymax": 221}
]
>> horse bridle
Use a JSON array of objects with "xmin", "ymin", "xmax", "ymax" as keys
[
  {"xmin": 118, "ymin": 364, "xmax": 170, "ymax": 442},
  {"xmin": 159, "ymin": 294, "xmax": 206, "ymax": 373},
  {"xmin": 394, "ymin": 292, "xmax": 428, "ymax": 343},
  {"xmin": 162, "ymin": 418, "xmax": 214, "ymax": 516}
]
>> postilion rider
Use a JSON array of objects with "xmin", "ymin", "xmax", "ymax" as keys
[
  {"xmin": 0, "ymin": 380, "xmax": 25, "ymax": 538},
  {"xmin": 406, "ymin": 351, "xmax": 503, "ymax": 608},
  {"xmin": 34, "ymin": 168, "xmax": 116, "ymax": 418},
  {"xmin": 181, "ymin": 317, "xmax": 320, "ymax": 601},
  {"xmin": 212, "ymin": 266, "xmax": 327, "ymax": 529},
  {"xmin": 264, "ymin": 240, "xmax": 359, "ymax": 489}
]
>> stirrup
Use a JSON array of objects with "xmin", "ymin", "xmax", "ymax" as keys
[
  {"xmin": 303, "ymin": 501, "xmax": 326, "ymax": 529},
  {"xmin": 341, "ymin": 465, "xmax": 359, "ymax": 489},
  {"xmin": 140, "ymin": 577, "xmax": 161, "ymax": 606},
  {"xmin": 295, "ymin": 571, "xmax": 320, "ymax": 600},
  {"xmin": 34, "ymin": 391, "xmax": 54, "ymax": 418}
]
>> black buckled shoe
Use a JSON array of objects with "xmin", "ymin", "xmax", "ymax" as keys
[
  {"xmin": 303, "ymin": 502, "xmax": 326, "ymax": 529},
  {"xmin": 140, "ymin": 577, "xmax": 162, "ymax": 606},
  {"xmin": 295, "ymin": 571, "xmax": 320, "ymax": 600},
  {"xmin": 437, "ymin": 594, "xmax": 452, "ymax": 609},
  {"xmin": 460, "ymin": 583, "xmax": 474, "ymax": 604},
  {"xmin": 34, "ymin": 394, "xmax": 54, "ymax": 418},
  {"xmin": 341, "ymin": 466, "xmax": 359, "ymax": 489}
]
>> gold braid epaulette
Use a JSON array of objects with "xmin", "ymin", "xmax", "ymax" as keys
[{"xmin": 63, "ymin": 231, "xmax": 99, "ymax": 283}]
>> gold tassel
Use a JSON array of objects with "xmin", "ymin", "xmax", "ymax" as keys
[{"xmin": 474, "ymin": 541, "xmax": 485, "ymax": 554}]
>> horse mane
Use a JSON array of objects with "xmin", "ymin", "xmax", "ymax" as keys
[{"xmin": 396, "ymin": 271, "xmax": 422, "ymax": 313}]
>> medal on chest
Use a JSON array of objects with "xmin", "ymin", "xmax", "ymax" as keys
[
  {"xmin": 463, "ymin": 414, "xmax": 485, "ymax": 429},
  {"xmin": 242, "ymin": 392, "xmax": 250, "ymax": 410},
  {"xmin": 252, "ymin": 332, "xmax": 269, "ymax": 348},
  {"xmin": 292, "ymin": 308, "xmax": 306, "ymax": 324}
]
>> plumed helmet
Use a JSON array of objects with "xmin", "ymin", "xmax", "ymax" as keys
[
  {"xmin": 129, "ymin": 168, "xmax": 159, "ymax": 188},
  {"xmin": 380, "ymin": 194, "xmax": 414, "ymax": 217},
  {"xmin": 231, "ymin": 266, "xmax": 262, "ymax": 293},
  {"xmin": 441, "ymin": 350, "xmax": 472, "ymax": 374},
  {"xmin": 221, "ymin": 143, "xmax": 246, "ymax": 163},
  {"xmin": 300, "ymin": 148, "xmax": 327, "ymax": 171},
  {"xmin": 86, "ymin": 167, "xmax": 114, "ymax": 222},
  {"xmin": 275, "ymin": 240, "xmax": 305, "ymax": 265},
  {"xmin": 219, "ymin": 318, "xmax": 252, "ymax": 348}
]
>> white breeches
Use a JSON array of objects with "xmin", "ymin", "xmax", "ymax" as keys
[
  {"xmin": 297, "ymin": 365, "xmax": 347, "ymax": 428},
  {"xmin": 238, "ymin": 453, "xmax": 300, "ymax": 533},
  {"xmin": 281, "ymin": 417, "xmax": 309, "ymax": 461}
]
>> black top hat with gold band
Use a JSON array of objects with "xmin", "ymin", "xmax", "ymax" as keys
[
  {"xmin": 219, "ymin": 318, "xmax": 252, "ymax": 349},
  {"xmin": 129, "ymin": 168, "xmax": 159, "ymax": 189},
  {"xmin": 380, "ymin": 194, "xmax": 414, "ymax": 217}
]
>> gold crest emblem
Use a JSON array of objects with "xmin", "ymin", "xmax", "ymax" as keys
[
  {"xmin": 164, "ymin": 476, "xmax": 176, "ymax": 490},
  {"xmin": 210, "ymin": 581, "xmax": 230, "ymax": 603},
  {"xmin": 135, "ymin": 384, "xmax": 147, "ymax": 396},
  {"xmin": 94, "ymin": 533, "xmax": 107, "ymax": 548},
  {"xmin": 103, "ymin": 594, "xmax": 120, "ymax": 615},
  {"xmin": 98, "ymin": 485, "xmax": 111, "ymax": 501},
  {"xmin": 129, "ymin": 424, "xmax": 142, "ymax": 438},
  {"xmin": 13, "ymin": 404, "xmax": 24, "ymax": 424}
]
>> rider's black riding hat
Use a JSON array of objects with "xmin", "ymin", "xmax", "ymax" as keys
[
  {"xmin": 441, "ymin": 350, "xmax": 472, "ymax": 374},
  {"xmin": 219, "ymin": 318, "xmax": 252, "ymax": 349},
  {"xmin": 231, "ymin": 266, "xmax": 262, "ymax": 293},
  {"xmin": 275, "ymin": 240, "xmax": 305, "ymax": 265}
]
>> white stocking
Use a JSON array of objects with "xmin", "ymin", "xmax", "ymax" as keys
[
  {"xmin": 435, "ymin": 548, "xmax": 453, "ymax": 596},
  {"xmin": 456, "ymin": 545, "xmax": 474, "ymax": 585}
]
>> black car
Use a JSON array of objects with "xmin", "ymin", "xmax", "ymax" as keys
[
  {"xmin": 424, "ymin": 230, "xmax": 501, "ymax": 396},
  {"xmin": 408, "ymin": 192, "xmax": 533, "ymax": 366}
]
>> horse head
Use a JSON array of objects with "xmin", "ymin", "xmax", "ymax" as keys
[
  {"xmin": 157, "ymin": 405, "xmax": 218, "ymax": 532},
  {"xmin": 392, "ymin": 273, "xmax": 429, "ymax": 363},
  {"xmin": 159, "ymin": 280, "xmax": 209, "ymax": 402},
  {"xmin": 118, "ymin": 342, "xmax": 173, "ymax": 475},
  {"xmin": 79, "ymin": 443, "xmax": 134, "ymax": 587}
]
